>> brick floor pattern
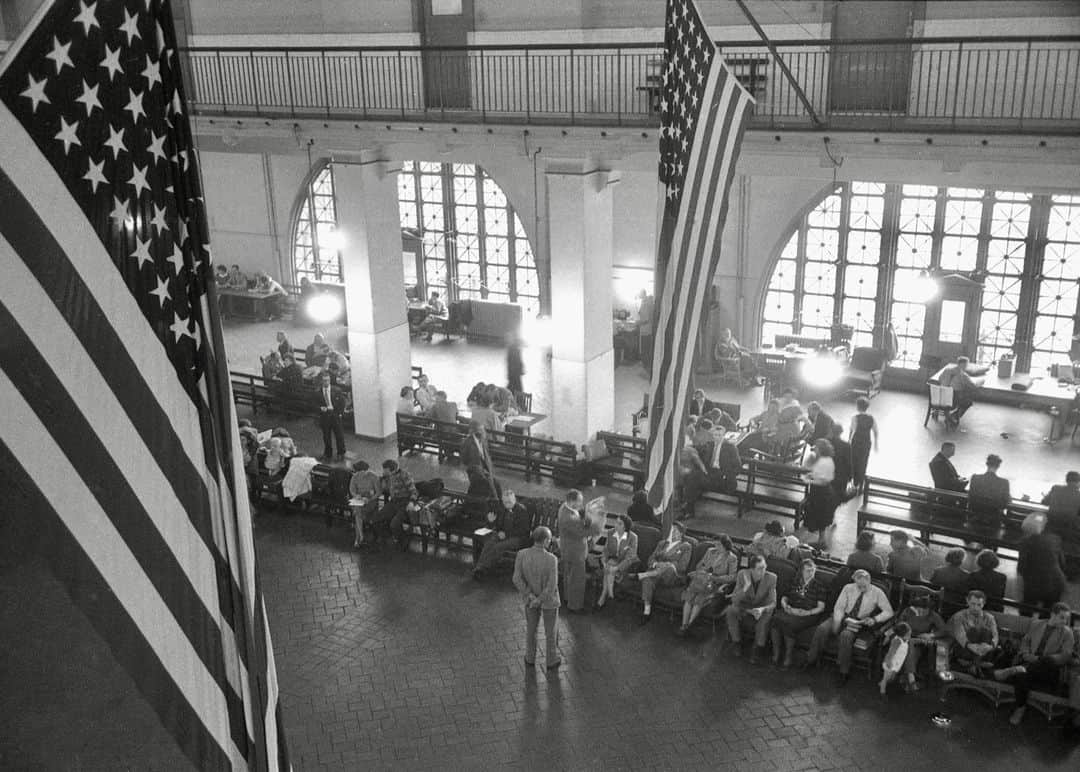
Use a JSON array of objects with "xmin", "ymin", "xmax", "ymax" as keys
[{"xmin": 257, "ymin": 511, "xmax": 1080, "ymax": 772}]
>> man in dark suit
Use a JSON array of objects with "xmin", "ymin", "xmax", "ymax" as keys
[
  {"xmin": 315, "ymin": 371, "xmax": 347, "ymax": 459},
  {"xmin": 806, "ymin": 401, "xmax": 834, "ymax": 443},
  {"xmin": 929, "ymin": 441, "xmax": 968, "ymax": 491},
  {"xmin": 688, "ymin": 388, "xmax": 716, "ymax": 417},
  {"xmin": 460, "ymin": 422, "xmax": 491, "ymax": 471}
]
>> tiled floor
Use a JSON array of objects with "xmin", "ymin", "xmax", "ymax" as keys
[{"xmin": 4, "ymin": 316, "xmax": 1080, "ymax": 769}]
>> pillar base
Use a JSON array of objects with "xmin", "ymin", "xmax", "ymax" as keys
[{"xmin": 550, "ymin": 350, "xmax": 615, "ymax": 447}]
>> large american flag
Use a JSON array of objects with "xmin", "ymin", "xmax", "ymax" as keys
[
  {"xmin": 645, "ymin": 0, "xmax": 753, "ymax": 514},
  {"xmin": 0, "ymin": 1, "xmax": 287, "ymax": 769}
]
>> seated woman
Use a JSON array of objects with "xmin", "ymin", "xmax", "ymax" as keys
[
  {"xmin": 626, "ymin": 489, "xmax": 659, "ymax": 526},
  {"xmin": 770, "ymin": 558, "xmax": 829, "ymax": 668},
  {"xmin": 396, "ymin": 386, "xmax": 418, "ymax": 415},
  {"xmin": 262, "ymin": 350, "xmax": 284, "ymax": 381},
  {"xmin": 634, "ymin": 521, "xmax": 693, "ymax": 624},
  {"xmin": 679, "ymin": 534, "xmax": 739, "ymax": 635},
  {"xmin": 930, "ymin": 548, "xmax": 971, "ymax": 613},
  {"xmin": 893, "ymin": 595, "xmax": 947, "ymax": 690},
  {"xmin": 846, "ymin": 530, "xmax": 886, "ymax": 574},
  {"xmin": 214, "ymin": 264, "xmax": 229, "ymax": 288},
  {"xmin": 747, "ymin": 520, "xmax": 794, "ymax": 561},
  {"xmin": 967, "ymin": 549, "xmax": 1007, "ymax": 612},
  {"xmin": 596, "ymin": 515, "xmax": 639, "ymax": 609},
  {"xmin": 743, "ymin": 399, "xmax": 780, "ymax": 455}
]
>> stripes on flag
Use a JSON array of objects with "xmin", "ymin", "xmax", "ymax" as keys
[
  {"xmin": 645, "ymin": 0, "xmax": 753, "ymax": 515},
  {"xmin": 0, "ymin": 1, "xmax": 287, "ymax": 769}
]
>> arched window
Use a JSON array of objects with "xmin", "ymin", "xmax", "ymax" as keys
[
  {"xmin": 397, "ymin": 161, "xmax": 540, "ymax": 316},
  {"xmin": 761, "ymin": 183, "xmax": 1080, "ymax": 372},
  {"xmin": 292, "ymin": 165, "xmax": 342, "ymax": 283}
]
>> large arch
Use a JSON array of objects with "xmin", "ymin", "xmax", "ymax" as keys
[{"xmin": 757, "ymin": 182, "xmax": 1080, "ymax": 373}]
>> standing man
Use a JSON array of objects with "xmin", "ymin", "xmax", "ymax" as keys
[
  {"xmin": 929, "ymin": 441, "xmax": 968, "ymax": 491},
  {"xmin": 513, "ymin": 527, "xmax": 561, "ymax": 669},
  {"xmin": 316, "ymin": 370, "xmax": 347, "ymax": 460},
  {"xmin": 557, "ymin": 489, "xmax": 601, "ymax": 612},
  {"xmin": 1043, "ymin": 471, "xmax": 1080, "ymax": 580}
]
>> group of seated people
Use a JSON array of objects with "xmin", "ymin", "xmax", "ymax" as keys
[
  {"xmin": 397, "ymin": 375, "xmax": 522, "ymax": 434},
  {"xmin": 261, "ymin": 331, "xmax": 351, "ymax": 390},
  {"xmin": 238, "ymin": 419, "xmax": 299, "ymax": 474},
  {"xmin": 215, "ymin": 264, "xmax": 288, "ymax": 296},
  {"xmin": 408, "ymin": 291, "xmax": 449, "ymax": 341}
]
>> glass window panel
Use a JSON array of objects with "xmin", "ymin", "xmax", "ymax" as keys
[
  {"xmin": 453, "ymin": 175, "xmax": 476, "ymax": 206},
  {"xmin": 801, "ymin": 296, "xmax": 834, "ymax": 329},
  {"xmin": 803, "ymin": 261, "xmax": 836, "ymax": 294},
  {"xmin": 768, "ymin": 259, "xmax": 797, "ymax": 291},
  {"xmin": 419, "ymin": 161, "xmax": 441, "ymax": 174},
  {"xmin": 488, "ymin": 264, "xmax": 511, "ymax": 294},
  {"xmin": 420, "ymin": 174, "xmax": 443, "ymax": 204},
  {"xmin": 482, "ymin": 177, "xmax": 506, "ymax": 207},
  {"xmin": 841, "ymin": 297, "xmax": 876, "ymax": 332},
  {"xmin": 422, "ymin": 204, "xmax": 443, "ymax": 232},
  {"xmin": 1047, "ymin": 199, "xmax": 1080, "ymax": 242},
  {"xmin": 990, "ymin": 200, "xmax": 1031, "ymax": 240},
  {"xmin": 939, "ymin": 300, "xmax": 966, "ymax": 343},
  {"xmin": 485, "ymin": 236, "xmax": 509, "ymax": 265},
  {"xmin": 985, "ymin": 238, "xmax": 1026, "ymax": 276},
  {"xmin": 939, "ymin": 236, "xmax": 978, "ymax": 271},
  {"xmin": 896, "ymin": 232, "xmax": 932, "ymax": 268},
  {"xmin": 848, "ymin": 194, "xmax": 884, "ymax": 230},
  {"xmin": 762, "ymin": 321, "xmax": 793, "ymax": 345},
  {"xmin": 515, "ymin": 268, "xmax": 537, "ymax": 294},
  {"xmin": 452, "ymin": 163, "xmax": 473, "ymax": 177},
  {"xmin": 978, "ymin": 310, "xmax": 1016, "ymax": 358},
  {"xmin": 519, "ymin": 296, "xmax": 540, "ymax": 317},
  {"xmin": 902, "ymin": 184, "xmax": 937, "ymax": 198},
  {"xmin": 1037, "ymin": 279, "xmax": 1079, "ymax": 317},
  {"xmin": 513, "ymin": 215, "xmax": 528, "ymax": 240},
  {"xmin": 484, "ymin": 207, "xmax": 508, "ymax": 237},
  {"xmin": 424, "ymin": 259, "xmax": 447, "ymax": 287},
  {"xmin": 982, "ymin": 274, "xmax": 1022, "ymax": 312},
  {"xmin": 455, "ymin": 205, "xmax": 478, "ymax": 234},
  {"xmin": 1043, "ymin": 242, "xmax": 1080, "ymax": 281},
  {"xmin": 1032, "ymin": 315, "xmax": 1073, "ymax": 360},
  {"xmin": 398, "ymin": 173, "xmax": 416, "ymax": 201},
  {"xmin": 807, "ymin": 193, "xmax": 841, "ymax": 228},
  {"xmin": 515, "ymin": 239, "xmax": 535, "ymax": 268},
  {"xmin": 763, "ymin": 290, "xmax": 794, "ymax": 322},
  {"xmin": 422, "ymin": 235, "xmax": 445, "ymax": 261},
  {"xmin": 943, "ymin": 198, "xmax": 982, "ymax": 237},
  {"xmin": 401, "ymin": 160, "xmax": 415, "ymax": 173},
  {"xmin": 843, "ymin": 265, "xmax": 878, "ymax": 298},
  {"xmin": 846, "ymin": 230, "xmax": 881, "ymax": 265},
  {"xmin": 806, "ymin": 229, "xmax": 839, "ymax": 262},
  {"xmin": 455, "ymin": 233, "xmax": 479, "ymax": 261},
  {"xmin": 996, "ymin": 190, "xmax": 1031, "ymax": 202},
  {"xmin": 851, "ymin": 181, "xmax": 885, "ymax": 196},
  {"xmin": 898, "ymin": 196, "xmax": 935, "ymax": 234},
  {"xmin": 399, "ymin": 201, "xmax": 418, "ymax": 230},
  {"xmin": 402, "ymin": 252, "xmax": 417, "ymax": 287},
  {"xmin": 780, "ymin": 233, "xmax": 798, "ymax": 260},
  {"xmin": 946, "ymin": 187, "xmax": 984, "ymax": 199}
]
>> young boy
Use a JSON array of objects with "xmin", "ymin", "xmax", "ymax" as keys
[{"xmin": 879, "ymin": 622, "xmax": 912, "ymax": 698}]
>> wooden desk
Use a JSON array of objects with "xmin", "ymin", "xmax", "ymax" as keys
[
  {"xmin": 458, "ymin": 408, "xmax": 547, "ymax": 434},
  {"xmin": 219, "ymin": 288, "xmax": 282, "ymax": 320},
  {"xmin": 929, "ymin": 366, "xmax": 1076, "ymax": 411}
]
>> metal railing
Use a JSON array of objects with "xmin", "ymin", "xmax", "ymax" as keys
[{"xmin": 181, "ymin": 36, "xmax": 1080, "ymax": 133}]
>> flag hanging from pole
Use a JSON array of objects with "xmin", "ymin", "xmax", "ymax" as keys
[
  {"xmin": 645, "ymin": 0, "xmax": 754, "ymax": 514},
  {"xmin": 0, "ymin": 1, "xmax": 288, "ymax": 769}
]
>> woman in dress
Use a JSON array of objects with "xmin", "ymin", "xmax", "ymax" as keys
[
  {"xmin": 848, "ymin": 396, "xmax": 878, "ymax": 493},
  {"xmin": 635, "ymin": 521, "xmax": 693, "ymax": 625},
  {"xmin": 679, "ymin": 534, "xmax": 739, "ymax": 635},
  {"xmin": 801, "ymin": 439, "xmax": 837, "ymax": 549},
  {"xmin": 769, "ymin": 558, "xmax": 830, "ymax": 667},
  {"xmin": 596, "ymin": 515, "xmax": 639, "ymax": 609}
]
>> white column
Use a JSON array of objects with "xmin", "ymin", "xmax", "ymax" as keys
[
  {"xmin": 333, "ymin": 157, "xmax": 412, "ymax": 440},
  {"xmin": 545, "ymin": 163, "xmax": 616, "ymax": 447}
]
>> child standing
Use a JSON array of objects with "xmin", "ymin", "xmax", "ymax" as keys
[{"xmin": 879, "ymin": 622, "xmax": 912, "ymax": 698}]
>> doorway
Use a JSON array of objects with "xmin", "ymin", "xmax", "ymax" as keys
[
  {"xmin": 418, "ymin": 0, "xmax": 474, "ymax": 110},
  {"xmin": 922, "ymin": 274, "xmax": 983, "ymax": 366},
  {"xmin": 829, "ymin": 0, "xmax": 917, "ymax": 113}
]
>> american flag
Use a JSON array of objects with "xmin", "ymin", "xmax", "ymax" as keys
[
  {"xmin": 0, "ymin": 1, "xmax": 288, "ymax": 769},
  {"xmin": 645, "ymin": 0, "xmax": 753, "ymax": 514}
]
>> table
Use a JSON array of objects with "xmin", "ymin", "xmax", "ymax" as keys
[
  {"xmin": 458, "ymin": 408, "xmax": 548, "ymax": 435},
  {"xmin": 218, "ymin": 288, "xmax": 282, "ymax": 320}
]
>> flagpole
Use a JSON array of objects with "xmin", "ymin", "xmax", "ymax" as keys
[{"xmin": 730, "ymin": 0, "xmax": 822, "ymax": 127}]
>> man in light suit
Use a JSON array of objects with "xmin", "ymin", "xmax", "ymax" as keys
[
  {"xmin": 723, "ymin": 554, "xmax": 777, "ymax": 663},
  {"xmin": 513, "ymin": 527, "xmax": 561, "ymax": 669},
  {"xmin": 557, "ymin": 489, "xmax": 601, "ymax": 612}
]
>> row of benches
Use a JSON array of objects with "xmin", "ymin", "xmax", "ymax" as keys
[{"xmin": 855, "ymin": 476, "xmax": 1070, "ymax": 563}]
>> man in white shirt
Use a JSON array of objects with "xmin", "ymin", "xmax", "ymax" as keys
[
  {"xmin": 414, "ymin": 374, "xmax": 437, "ymax": 413},
  {"xmin": 805, "ymin": 569, "xmax": 894, "ymax": 685}
]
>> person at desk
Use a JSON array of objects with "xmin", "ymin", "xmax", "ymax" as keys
[
  {"xmin": 968, "ymin": 454, "xmax": 1011, "ymax": 526},
  {"xmin": 418, "ymin": 291, "xmax": 448, "ymax": 342},
  {"xmin": 930, "ymin": 441, "xmax": 968, "ymax": 492},
  {"xmin": 306, "ymin": 333, "xmax": 331, "ymax": 368},
  {"xmin": 227, "ymin": 264, "xmax": 247, "ymax": 289},
  {"xmin": 427, "ymin": 390, "xmax": 459, "ymax": 424},
  {"xmin": 214, "ymin": 264, "xmax": 229, "ymax": 288},
  {"xmin": 714, "ymin": 327, "xmax": 759, "ymax": 384},
  {"xmin": 939, "ymin": 356, "xmax": 982, "ymax": 427},
  {"xmin": 255, "ymin": 271, "xmax": 287, "ymax": 296}
]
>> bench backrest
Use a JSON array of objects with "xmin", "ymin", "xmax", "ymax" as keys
[
  {"xmin": 595, "ymin": 430, "xmax": 646, "ymax": 458},
  {"xmin": 863, "ymin": 476, "xmax": 1049, "ymax": 528},
  {"xmin": 928, "ymin": 383, "xmax": 954, "ymax": 408},
  {"xmin": 748, "ymin": 459, "xmax": 807, "ymax": 494}
]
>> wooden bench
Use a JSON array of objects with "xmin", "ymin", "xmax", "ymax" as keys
[
  {"xmin": 741, "ymin": 459, "xmax": 808, "ymax": 528},
  {"xmin": 395, "ymin": 414, "xmax": 581, "ymax": 484},
  {"xmin": 231, "ymin": 369, "xmax": 354, "ymax": 421},
  {"xmin": 589, "ymin": 431, "xmax": 646, "ymax": 490},
  {"xmin": 856, "ymin": 476, "xmax": 1056, "ymax": 561}
]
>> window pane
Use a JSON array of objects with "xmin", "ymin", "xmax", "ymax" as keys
[
  {"xmin": 455, "ymin": 205, "xmax": 478, "ymax": 235},
  {"xmin": 482, "ymin": 177, "xmax": 506, "ymax": 208},
  {"xmin": 939, "ymin": 300, "xmax": 966, "ymax": 343},
  {"xmin": 806, "ymin": 229, "xmax": 839, "ymax": 262},
  {"xmin": 485, "ymin": 236, "xmax": 509, "ymax": 265},
  {"xmin": 768, "ymin": 259, "xmax": 797, "ymax": 291},
  {"xmin": 763, "ymin": 290, "xmax": 794, "ymax": 322},
  {"xmin": 398, "ymin": 173, "xmax": 416, "ymax": 201},
  {"xmin": 420, "ymin": 174, "xmax": 443, "ymax": 204},
  {"xmin": 515, "ymin": 267, "xmax": 538, "ymax": 296},
  {"xmin": 986, "ymin": 238, "xmax": 1026, "ymax": 276},
  {"xmin": 1037, "ymin": 278, "xmax": 1079, "ymax": 318},
  {"xmin": 453, "ymin": 174, "xmax": 476, "ymax": 206},
  {"xmin": 762, "ymin": 321, "xmax": 793, "ymax": 345},
  {"xmin": 846, "ymin": 230, "xmax": 881, "ymax": 265},
  {"xmin": 1043, "ymin": 242, "xmax": 1080, "ymax": 281},
  {"xmin": 801, "ymin": 295, "xmax": 834, "ymax": 329},
  {"xmin": 841, "ymin": 297, "xmax": 876, "ymax": 338},
  {"xmin": 896, "ymin": 232, "xmax": 932, "ymax": 268},
  {"xmin": 488, "ymin": 264, "xmax": 511, "ymax": 294},
  {"xmin": 843, "ymin": 265, "xmax": 878, "ymax": 298},
  {"xmin": 891, "ymin": 302, "xmax": 926, "ymax": 369},
  {"xmin": 943, "ymin": 198, "xmax": 982, "ymax": 237},
  {"xmin": 902, "ymin": 184, "xmax": 937, "ymax": 198},
  {"xmin": 402, "ymin": 252, "xmax": 417, "ymax": 287},
  {"xmin": 807, "ymin": 194, "xmax": 841, "ymax": 228},
  {"xmin": 939, "ymin": 235, "xmax": 978, "ymax": 271},
  {"xmin": 484, "ymin": 206, "xmax": 508, "ymax": 237},
  {"xmin": 898, "ymin": 196, "xmax": 935, "ymax": 234},
  {"xmin": 399, "ymin": 201, "xmax": 418, "ymax": 230},
  {"xmin": 803, "ymin": 261, "xmax": 836, "ymax": 294},
  {"xmin": 990, "ymin": 199, "xmax": 1030, "ymax": 240},
  {"xmin": 1047, "ymin": 197, "xmax": 1080, "ymax": 242},
  {"xmin": 848, "ymin": 194, "xmax": 884, "ymax": 230}
]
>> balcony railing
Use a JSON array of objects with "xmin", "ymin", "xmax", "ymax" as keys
[{"xmin": 181, "ymin": 36, "xmax": 1080, "ymax": 134}]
